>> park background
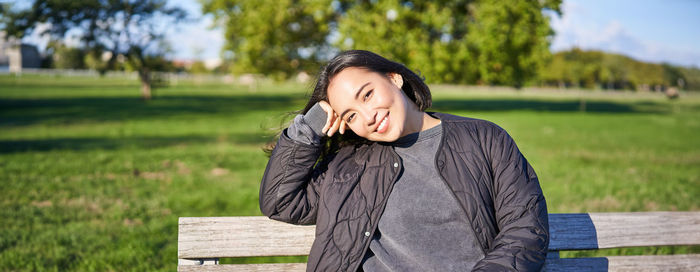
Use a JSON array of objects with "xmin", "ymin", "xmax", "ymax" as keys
[{"xmin": 1, "ymin": 0, "xmax": 699, "ymax": 271}]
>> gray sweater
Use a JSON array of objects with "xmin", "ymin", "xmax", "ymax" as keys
[{"xmin": 287, "ymin": 104, "xmax": 484, "ymax": 271}]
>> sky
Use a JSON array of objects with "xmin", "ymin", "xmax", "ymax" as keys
[
  {"xmin": 16, "ymin": 0, "xmax": 700, "ymax": 68},
  {"xmin": 165, "ymin": 0, "xmax": 224, "ymax": 63},
  {"xmin": 547, "ymin": 0, "xmax": 700, "ymax": 67}
]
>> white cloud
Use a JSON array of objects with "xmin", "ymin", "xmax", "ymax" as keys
[
  {"xmin": 21, "ymin": 22, "xmax": 52, "ymax": 53},
  {"xmin": 19, "ymin": 1, "xmax": 225, "ymax": 62},
  {"xmin": 167, "ymin": 15, "xmax": 224, "ymax": 61},
  {"xmin": 549, "ymin": 1, "xmax": 700, "ymax": 67},
  {"xmin": 165, "ymin": 0, "xmax": 225, "ymax": 61}
]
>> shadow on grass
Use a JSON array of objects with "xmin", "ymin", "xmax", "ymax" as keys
[
  {"xmin": 0, "ymin": 132, "xmax": 272, "ymax": 154},
  {"xmin": 431, "ymin": 99, "xmax": 669, "ymax": 113},
  {"xmin": 2, "ymin": 94, "xmax": 674, "ymax": 128},
  {"xmin": 0, "ymin": 94, "xmax": 301, "ymax": 127}
]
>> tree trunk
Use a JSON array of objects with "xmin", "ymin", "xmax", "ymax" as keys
[{"xmin": 139, "ymin": 68, "xmax": 152, "ymax": 100}]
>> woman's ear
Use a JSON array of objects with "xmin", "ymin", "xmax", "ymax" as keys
[{"xmin": 388, "ymin": 73, "xmax": 403, "ymax": 89}]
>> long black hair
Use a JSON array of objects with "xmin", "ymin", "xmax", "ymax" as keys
[
  {"xmin": 267, "ymin": 50, "xmax": 432, "ymax": 158},
  {"xmin": 302, "ymin": 50, "xmax": 431, "ymax": 114}
]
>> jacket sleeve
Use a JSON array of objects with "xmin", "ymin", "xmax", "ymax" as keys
[
  {"xmin": 258, "ymin": 130, "xmax": 327, "ymax": 225},
  {"xmin": 472, "ymin": 124, "xmax": 549, "ymax": 271}
]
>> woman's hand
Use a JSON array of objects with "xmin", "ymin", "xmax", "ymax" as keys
[{"xmin": 319, "ymin": 100, "xmax": 347, "ymax": 137}]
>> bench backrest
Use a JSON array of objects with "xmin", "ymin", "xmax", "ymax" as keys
[{"xmin": 178, "ymin": 212, "xmax": 700, "ymax": 271}]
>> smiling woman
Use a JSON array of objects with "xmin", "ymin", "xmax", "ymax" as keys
[
  {"xmin": 259, "ymin": 50, "xmax": 549, "ymax": 271},
  {"xmin": 324, "ymin": 67, "xmax": 440, "ymax": 142}
]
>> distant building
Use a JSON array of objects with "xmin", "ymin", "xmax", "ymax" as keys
[
  {"xmin": 0, "ymin": 31, "xmax": 42, "ymax": 73},
  {"xmin": 0, "ymin": 32, "xmax": 9, "ymax": 71}
]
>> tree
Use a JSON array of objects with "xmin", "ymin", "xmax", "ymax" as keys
[
  {"xmin": 202, "ymin": 0, "xmax": 335, "ymax": 79},
  {"xmin": 47, "ymin": 41, "xmax": 87, "ymax": 70},
  {"xmin": 678, "ymin": 66, "xmax": 700, "ymax": 91},
  {"xmin": 538, "ymin": 49, "xmax": 699, "ymax": 91},
  {"xmin": 2, "ymin": 0, "xmax": 187, "ymax": 100},
  {"xmin": 468, "ymin": 0, "xmax": 561, "ymax": 88},
  {"xmin": 335, "ymin": 0, "xmax": 477, "ymax": 84},
  {"xmin": 203, "ymin": 0, "xmax": 561, "ymax": 87}
]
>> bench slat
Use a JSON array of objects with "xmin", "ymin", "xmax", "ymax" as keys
[
  {"xmin": 549, "ymin": 212, "xmax": 700, "ymax": 250},
  {"xmin": 178, "ymin": 217, "xmax": 314, "ymax": 258},
  {"xmin": 177, "ymin": 263, "xmax": 306, "ymax": 272},
  {"xmin": 542, "ymin": 254, "xmax": 700, "ymax": 272},
  {"xmin": 176, "ymin": 255, "xmax": 700, "ymax": 272},
  {"xmin": 178, "ymin": 212, "xmax": 700, "ymax": 258}
]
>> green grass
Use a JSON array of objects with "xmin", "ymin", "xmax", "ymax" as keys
[{"xmin": 1, "ymin": 74, "xmax": 698, "ymax": 270}]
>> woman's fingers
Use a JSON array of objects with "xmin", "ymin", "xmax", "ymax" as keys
[
  {"xmin": 318, "ymin": 100, "xmax": 345, "ymax": 137},
  {"xmin": 339, "ymin": 120, "xmax": 346, "ymax": 134},
  {"xmin": 319, "ymin": 101, "xmax": 334, "ymax": 134},
  {"xmin": 322, "ymin": 112, "xmax": 333, "ymax": 135},
  {"xmin": 328, "ymin": 115, "xmax": 342, "ymax": 137}
]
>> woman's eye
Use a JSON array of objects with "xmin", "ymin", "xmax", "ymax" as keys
[
  {"xmin": 363, "ymin": 90, "xmax": 373, "ymax": 101},
  {"xmin": 347, "ymin": 113, "xmax": 356, "ymax": 123}
]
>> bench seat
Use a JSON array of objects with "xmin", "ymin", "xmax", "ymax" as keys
[{"xmin": 178, "ymin": 212, "xmax": 700, "ymax": 271}]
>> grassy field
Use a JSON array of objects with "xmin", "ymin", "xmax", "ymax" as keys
[{"xmin": 1, "ymin": 74, "xmax": 698, "ymax": 271}]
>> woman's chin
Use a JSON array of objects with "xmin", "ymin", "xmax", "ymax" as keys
[{"xmin": 367, "ymin": 131, "xmax": 400, "ymax": 142}]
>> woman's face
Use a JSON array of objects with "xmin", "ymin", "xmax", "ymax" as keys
[{"xmin": 327, "ymin": 67, "xmax": 420, "ymax": 142}]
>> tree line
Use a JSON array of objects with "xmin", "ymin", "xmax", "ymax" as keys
[
  {"xmin": 202, "ymin": 0, "xmax": 562, "ymax": 88},
  {"xmin": 201, "ymin": 0, "xmax": 699, "ymax": 91},
  {"xmin": 539, "ymin": 48, "xmax": 700, "ymax": 91},
  {"xmin": 1, "ymin": 0, "xmax": 187, "ymax": 100},
  {"xmin": 3, "ymin": 0, "xmax": 698, "ymax": 99}
]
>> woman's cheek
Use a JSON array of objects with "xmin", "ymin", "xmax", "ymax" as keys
[{"xmin": 350, "ymin": 124, "xmax": 367, "ymax": 138}]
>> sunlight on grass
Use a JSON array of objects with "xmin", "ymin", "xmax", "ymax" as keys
[{"xmin": 1, "ymin": 74, "xmax": 698, "ymax": 271}]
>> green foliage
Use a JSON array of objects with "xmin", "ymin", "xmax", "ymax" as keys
[
  {"xmin": 1, "ymin": 75, "xmax": 698, "ymax": 270},
  {"xmin": 202, "ymin": 0, "xmax": 335, "ymax": 79},
  {"xmin": 1, "ymin": 0, "xmax": 187, "ymax": 99},
  {"xmin": 335, "ymin": 0, "xmax": 476, "ymax": 84},
  {"xmin": 539, "ymin": 48, "xmax": 700, "ymax": 91},
  {"xmin": 84, "ymin": 52, "xmax": 110, "ymax": 73},
  {"xmin": 468, "ymin": 0, "xmax": 560, "ymax": 88},
  {"xmin": 48, "ymin": 41, "xmax": 86, "ymax": 70},
  {"xmin": 122, "ymin": 54, "xmax": 176, "ymax": 73},
  {"xmin": 189, "ymin": 61, "xmax": 210, "ymax": 74},
  {"xmin": 203, "ymin": 0, "xmax": 560, "ymax": 86},
  {"xmin": 678, "ymin": 66, "xmax": 700, "ymax": 90}
]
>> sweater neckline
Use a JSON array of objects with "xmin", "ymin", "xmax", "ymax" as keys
[{"xmin": 392, "ymin": 122, "xmax": 443, "ymax": 147}]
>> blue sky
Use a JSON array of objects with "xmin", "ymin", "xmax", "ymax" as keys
[
  {"xmin": 548, "ymin": 0, "xmax": 700, "ymax": 67},
  {"xmin": 166, "ymin": 0, "xmax": 224, "ymax": 62},
  {"xmin": 18, "ymin": 0, "xmax": 700, "ymax": 68}
]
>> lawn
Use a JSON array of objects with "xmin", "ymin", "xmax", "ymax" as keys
[{"xmin": 1, "ymin": 74, "xmax": 698, "ymax": 271}]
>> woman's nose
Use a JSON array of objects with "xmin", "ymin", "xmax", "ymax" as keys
[{"xmin": 361, "ymin": 108, "xmax": 377, "ymax": 126}]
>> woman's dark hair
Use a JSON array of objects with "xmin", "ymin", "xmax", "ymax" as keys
[
  {"xmin": 302, "ymin": 50, "xmax": 432, "ymax": 115},
  {"xmin": 266, "ymin": 50, "xmax": 432, "ymax": 158}
]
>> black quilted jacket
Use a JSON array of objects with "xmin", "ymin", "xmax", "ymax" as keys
[{"xmin": 260, "ymin": 112, "xmax": 549, "ymax": 271}]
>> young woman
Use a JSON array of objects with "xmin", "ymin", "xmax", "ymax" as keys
[{"xmin": 260, "ymin": 50, "xmax": 549, "ymax": 271}]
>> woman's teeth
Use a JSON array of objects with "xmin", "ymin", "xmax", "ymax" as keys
[{"xmin": 377, "ymin": 116, "xmax": 388, "ymax": 132}]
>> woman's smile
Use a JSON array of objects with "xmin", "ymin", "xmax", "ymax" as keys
[
  {"xmin": 326, "ymin": 67, "xmax": 439, "ymax": 142},
  {"xmin": 376, "ymin": 114, "xmax": 389, "ymax": 133},
  {"xmin": 326, "ymin": 67, "xmax": 414, "ymax": 142}
]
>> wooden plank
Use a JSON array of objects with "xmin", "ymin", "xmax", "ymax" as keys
[
  {"xmin": 177, "ymin": 255, "xmax": 700, "ymax": 272},
  {"xmin": 177, "ymin": 263, "xmax": 306, "ymax": 272},
  {"xmin": 178, "ymin": 217, "xmax": 315, "ymax": 258},
  {"xmin": 542, "ymin": 254, "xmax": 700, "ymax": 272},
  {"xmin": 179, "ymin": 212, "xmax": 700, "ymax": 258},
  {"xmin": 549, "ymin": 212, "xmax": 700, "ymax": 250}
]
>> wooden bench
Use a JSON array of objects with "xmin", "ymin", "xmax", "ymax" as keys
[{"xmin": 178, "ymin": 212, "xmax": 700, "ymax": 271}]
